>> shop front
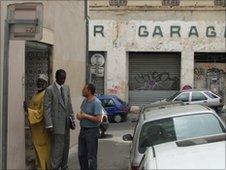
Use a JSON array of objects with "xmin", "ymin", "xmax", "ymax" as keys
[
  {"xmin": 89, "ymin": 19, "xmax": 226, "ymax": 105},
  {"xmin": 128, "ymin": 52, "xmax": 181, "ymax": 105},
  {"xmin": 194, "ymin": 53, "xmax": 226, "ymax": 98}
]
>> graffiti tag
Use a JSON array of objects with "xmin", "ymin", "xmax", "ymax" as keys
[{"xmin": 132, "ymin": 72, "xmax": 179, "ymax": 90}]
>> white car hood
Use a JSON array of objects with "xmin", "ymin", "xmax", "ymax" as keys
[{"xmin": 153, "ymin": 140, "xmax": 226, "ymax": 169}]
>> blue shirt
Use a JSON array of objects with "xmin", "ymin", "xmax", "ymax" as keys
[{"xmin": 80, "ymin": 97, "xmax": 102, "ymax": 128}]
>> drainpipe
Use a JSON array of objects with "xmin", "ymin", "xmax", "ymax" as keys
[
  {"xmin": 1, "ymin": 18, "xmax": 10, "ymax": 170},
  {"xmin": 85, "ymin": 0, "xmax": 89, "ymax": 83}
]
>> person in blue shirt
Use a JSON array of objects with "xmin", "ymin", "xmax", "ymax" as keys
[{"xmin": 76, "ymin": 83, "xmax": 103, "ymax": 170}]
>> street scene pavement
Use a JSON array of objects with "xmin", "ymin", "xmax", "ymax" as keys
[
  {"xmin": 1, "ymin": 2, "xmax": 226, "ymax": 169},
  {"xmin": 68, "ymin": 114, "xmax": 138, "ymax": 170},
  {"xmin": 68, "ymin": 110, "xmax": 226, "ymax": 170}
]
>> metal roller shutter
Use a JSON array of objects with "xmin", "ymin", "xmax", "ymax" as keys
[{"xmin": 129, "ymin": 52, "xmax": 181, "ymax": 106}]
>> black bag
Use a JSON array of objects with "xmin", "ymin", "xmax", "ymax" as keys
[{"xmin": 69, "ymin": 115, "xmax": 76, "ymax": 130}]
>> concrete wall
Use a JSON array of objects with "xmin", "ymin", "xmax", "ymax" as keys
[
  {"xmin": 1, "ymin": 1, "xmax": 86, "ymax": 168},
  {"xmin": 89, "ymin": 9, "xmax": 226, "ymax": 101}
]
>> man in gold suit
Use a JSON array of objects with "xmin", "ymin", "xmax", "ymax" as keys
[{"xmin": 24, "ymin": 74, "xmax": 51, "ymax": 170}]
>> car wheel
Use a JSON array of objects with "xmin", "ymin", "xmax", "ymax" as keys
[
  {"xmin": 121, "ymin": 113, "xmax": 128, "ymax": 122},
  {"xmin": 108, "ymin": 115, "xmax": 114, "ymax": 123},
  {"xmin": 114, "ymin": 115, "xmax": 122, "ymax": 123}
]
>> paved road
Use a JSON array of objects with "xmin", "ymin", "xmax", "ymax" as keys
[{"xmin": 68, "ymin": 114, "xmax": 138, "ymax": 170}]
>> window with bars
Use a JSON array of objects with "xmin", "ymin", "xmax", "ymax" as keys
[
  {"xmin": 162, "ymin": 0, "xmax": 180, "ymax": 6},
  {"xmin": 214, "ymin": 0, "xmax": 226, "ymax": 6},
  {"xmin": 109, "ymin": 0, "xmax": 127, "ymax": 6}
]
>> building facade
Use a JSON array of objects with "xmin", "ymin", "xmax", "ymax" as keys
[
  {"xmin": 1, "ymin": 1, "xmax": 86, "ymax": 168},
  {"xmin": 88, "ymin": 0, "xmax": 226, "ymax": 105}
]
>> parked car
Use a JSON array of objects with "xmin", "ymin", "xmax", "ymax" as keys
[
  {"xmin": 97, "ymin": 95, "xmax": 129, "ymax": 123},
  {"xmin": 153, "ymin": 90, "xmax": 223, "ymax": 111},
  {"xmin": 123, "ymin": 105, "xmax": 226, "ymax": 170}
]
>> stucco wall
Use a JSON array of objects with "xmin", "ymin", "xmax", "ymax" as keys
[
  {"xmin": 43, "ymin": 1, "xmax": 86, "ymax": 148},
  {"xmin": 89, "ymin": 10, "xmax": 225, "ymax": 101},
  {"xmin": 1, "ymin": 1, "xmax": 86, "ymax": 168}
]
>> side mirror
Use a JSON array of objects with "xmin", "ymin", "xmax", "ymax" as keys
[{"xmin": 123, "ymin": 134, "xmax": 133, "ymax": 141}]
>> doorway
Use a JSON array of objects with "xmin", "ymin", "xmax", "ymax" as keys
[
  {"xmin": 129, "ymin": 52, "xmax": 181, "ymax": 106},
  {"xmin": 24, "ymin": 41, "xmax": 52, "ymax": 169},
  {"xmin": 194, "ymin": 53, "xmax": 226, "ymax": 98}
]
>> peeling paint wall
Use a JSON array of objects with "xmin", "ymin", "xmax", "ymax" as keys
[
  {"xmin": 194, "ymin": 63, "xmax": 226, "ymax": 95},
  {"xmin": 89, "ymin": 9, "xmax": 226, "ymax": 101}
]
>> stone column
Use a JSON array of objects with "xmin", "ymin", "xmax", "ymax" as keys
[
  {"xmin": 181, "ymin": 47, "xmax": 194, "ymax": 90},
  {"xmin": 7, "ymin": 41, "xmax": 26, "ymax": 169},
  {"xmin": 105, "ymin": 48, "xmax": 128, "ymax": 102}
]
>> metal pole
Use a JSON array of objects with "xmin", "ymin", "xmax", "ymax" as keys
[{"xmin": 2, "ymin": 19, "xmax": 9, "ymax": 170}]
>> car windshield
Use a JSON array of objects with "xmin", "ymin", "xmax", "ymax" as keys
[
  {"xmin": 166, "ymin": 92, "xmax": 181, "ymax": 101},
  {"xmin": 139, "ymin": 113, "xmax": 225, "ymax": 153}
]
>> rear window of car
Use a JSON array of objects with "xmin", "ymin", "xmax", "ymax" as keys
[
  {"xmin": 138, "ymin": 113, "xmax": 225, "ymax": 153},
  {"xmin": 100, "ymin": 99, "xmax": 116, "ymax": 107},
  {"xmin": 204, "ymin": 91, "xmax": 219, "ymax": 99}
]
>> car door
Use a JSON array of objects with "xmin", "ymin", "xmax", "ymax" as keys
[
  {"xmin": 190, "ymin": 91, "xmax": 208, "ymax": 106},
  {"xmin": 173, "ymin": 92, "xmax": 190, "ymax": 104}
]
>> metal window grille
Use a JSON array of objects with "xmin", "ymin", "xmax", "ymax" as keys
[
  {"xmin": 109, "ymin": 0, "xmax": 127, "ymax": 6},
  {"xmin": 162, "ymin": 0, "xmax": 180, "ymax": 6},
  {"xmin": 214, "ymin": 0, "xmax": 226, "ymax": 6}
]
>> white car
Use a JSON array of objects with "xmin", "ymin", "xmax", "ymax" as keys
[
  {"xmin": 123, "ymin": 102, "xmax": 185, "ymax": 170},
  {"xmin": 154, "ymin": 90, "xmax": 223, "ymax": 110},
  {"xmin": 138, "ymin": 105, "xmax": 226, "ymax": 170}
]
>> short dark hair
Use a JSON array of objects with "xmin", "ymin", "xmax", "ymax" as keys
[
  {"xmin": 87, "ymin": 83, "xmax": 96, "ymax": 95},
  {"xmin": 55, "ymin": 69, "xmax": 66, "ymax": 78}
]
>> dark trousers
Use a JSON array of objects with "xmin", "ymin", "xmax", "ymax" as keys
[
  {"xmin": 78, "ymin": 127, "xmax": 99, "ymax": 170},
  {"xmin": 51, "ymin": 133, "xmax": 70, "ymax": 170}
]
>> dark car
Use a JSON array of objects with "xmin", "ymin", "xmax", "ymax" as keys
[{"xmin": 97, "ymin": 95, "xmax": 129, "ymax": 123}]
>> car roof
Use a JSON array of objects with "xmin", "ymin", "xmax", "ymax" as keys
[
  {"xmin": 178, "ymin": 90, "xmax": 221, "ymax": 97},
  {"xmin": 143, "ymin": 105, "xmax": 214, "ymax": 122},
  {"xmin": 180, "ymin": 89, "xmax": 211, "ymax": 93},
  {"xmin": 143, "ymin": 101, "xmax": 184, "ymax": 109},
  {"xmin": 142, "ymin": 101, "xmax": 185, "ymax": 113}
]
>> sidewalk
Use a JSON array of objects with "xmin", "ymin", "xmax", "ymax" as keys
[{"xmin": 67, "ymin": 113, "xmax": 137, "ymax": 170}]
